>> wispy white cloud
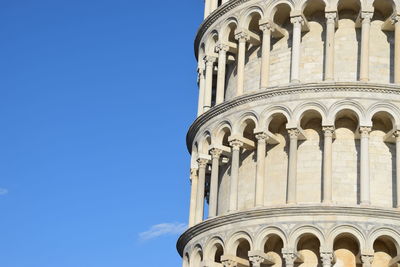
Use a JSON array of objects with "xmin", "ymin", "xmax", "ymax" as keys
[
  {"xmin": 139, "ymin": 222, "xmax": 187, "ymax": 241},
  {"xmin": 0, "ymin": 188, "xmax": 8, "ymax": 195}
]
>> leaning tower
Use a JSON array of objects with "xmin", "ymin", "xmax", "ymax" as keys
[{"xmin": 177, "ymin": 0, "xmax": 400, "ymax": 266}]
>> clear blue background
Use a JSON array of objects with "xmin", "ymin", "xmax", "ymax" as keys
[{"xmin": 0, "ymin": 0, "xmax": 203, "ymax": 266}]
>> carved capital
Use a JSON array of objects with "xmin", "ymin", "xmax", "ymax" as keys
[
  {"xmin": 323, "ymin": 126, "xmax": 335, "ymax": 137},
  {"xmin": 221, "ymin": 259, "xmax": 238, "ymax": 267},
  {"xmin": 204, "ymin": 55, "xmax": 217, "ymax": 66},
  {"xmin": 215, "ymin": 43, "xmax": 229, "ymax": 53},
  {"xmin": 320, "ymin": 252, "xmax": 333, "ymax": 265},
  {"xmin": 209, "ymin": 148, "xmax": 223, "ymax": 159},
  {"xmin": 394, "ymin": 130, "xmax": 400, "ymax": 139},
  {"xmin": 229, "ymin": 139, "xmax": 244, "ymax": 151},
  {"xmin": 361, "ymin": 254, "xmax": 374, "ymax": 265},
  {"xmin": 259, "ymin": 21, "xmax": 274, "ymax": 32},
  {"xmin": 234, "ymin": 31, "xmax": 250, "ymax": 42},
  {"xmin": 361, "ymin": 12, "xmax": 373, "ymax": 24},
  {"xmin": 288, "ymin": 128, "xmax": 300, "ymax": 139},
  {"xmin": 255, "ymin": 132, "xmax": 268, "ymax": 142},
  {"xmin": 290, "ymin": 16, "xmax": 304, "ymax": 26},
  {"xmin": 197, "ymin": 158, "xmax": 209, "ymax": 168},
  {"xmin": 359, "ymin": 126, "xmax": 372, "ymax": 137},
  {"xmin": 325, "ymin": 12, "xmax": 337, "ymax": 23},
  {"xmin": 282, "ymin": 252, "xmax": 296, "ymax": 264},
  {"xmin": 249, "ymin": 255, "xmax": 264, "ymax": 265},
  {"xmin": 190, "ymin": 168, "xmax": 198, "ymax": 181},
  {"xmin": 391, "ymin": 15, "xmax": 400, "ymax": 25}
]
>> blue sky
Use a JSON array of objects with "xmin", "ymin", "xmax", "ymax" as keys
[{"xmin": 0, "ymin": 1, "xmax": 203, "ymax": 266}]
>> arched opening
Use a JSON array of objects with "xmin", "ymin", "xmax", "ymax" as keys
[
  {"xmin": 263, "ymin": 234, "xmax": 284, "ymax": 266},
  {"xmin": 223, "ymin": 20, "xmax": 238, "ymax": 99},
  {"xmin": 333, "ymin": 233, "xmax": 361, "ymax": 267},
  {"xmin": 269, "ymin": 3, "xmax": 292, "ymax": 86},
  {"xmin": 191, "ymin": 247, "xmax": 203, "ymax": 267},
  {"xmin": 301, "ymin": 0, "xmax": 326, "ymax": 82},
  {"xmin": 298, "ymin": 110, "xmax": 323, "ymax": 203},
  {"xmin": 336, "ymin": 0, "xmax": 361, "ymax": 82},
  {"xmin": 333, "ymin": 109, "xmax": 360, "ymax": 204},
  {"xmin": 372, "ymin": 236, "xmax": 398, "ymax": 266},
  {"xmin": 266, "ymin": 113, "xmax": 289, "ymax": 205},
  {"xmin": 236, "ymin": 239, "xmax": 251, "ymax": 260},
  {"xmin": 213, "ymin": 243, "xmax": 224, "ymax": 263},
  {"xmin": 370, "ymin": 111, "xmax": 395, "ymax": 207},
  {"xmin": 370, "ymin": 0, "xmax": 395, "ymax": 83},
  {"xmin": 241, "ymin": 118, "xmax": 257, "ymax": 142},
  {"xmin": 296, "ymin": 234, "xmax": 321, "ymax": 266},
  {"xmin": 206, "ymin": 32, "xmax": 219, "ymax": 107}
]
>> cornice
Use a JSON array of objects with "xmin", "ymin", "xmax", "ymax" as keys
[
  {"xmin": 186, "ymin": 82, "xmax": 400, "ymax": 151},
  {"xmin": 194, "ymin": 0, "xmax": 252, "ymax": 59},
  {"xmin": 176, "ymin": 205, "xmax": 400, "ymax": 256}
]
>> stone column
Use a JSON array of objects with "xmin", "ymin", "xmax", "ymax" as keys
[
  {"xmin": 204, "ymin": 0, "xmax": 211, "ymax": 19},
  {"xmin": 209, "ymin": 148, "xmax": 222, "ymax": 218},
  {"xmin": 283, "ymin": 252, "xmax": 296, "ymax": 267},
  {"xmin": 393, "ymin": 15, "xmax": 400, "ymax": 84},
  {"xmin": 216, "ymin": 44, "xmax": 229, "ymax": 105},
  {"xmin": 234, "ymin": 31, "xmax": 249, "ymax": 96},
  {"xmin": 259, "ymin": 22, "xmax": 273, "ymax": 88},
  {"xmin": 360, "ymin": 126, "xmax": 372, "ymax": 205},
  {"xmin": 361, "ymin": 254, "xmax": 374, "ymax": 267},
  {"xmin": 323, "ymin": 126, "xmax": 334, "ymax": 204},
  {"xmin": 204, "ymin": 56, "xmax": 217, "ymax": 112},
  {"xmin": 255, "ymin": 132, "xmax": 268, "ymax": 207},
  {"xmin": 325, "ymin": 12, "xmax": 336, "ymax": 81},
  {"xmin": 290, "ymin": 16, "xmax": 304, "ymax": 83},
  {"xmin": 195, "ymin": 158, "xmax": 208, "ymax": 224},
  {"xmin": 395, "ymin": 131, "xmax": 400, "ymax": 208},
  {"xmin": 360, "ymin": 12, "xmax": 373, "ymax": 82},
  {"xmin": 210, "ymin": 0, "xmax": 217, "ymax": 13},
  {"xmin": 188, "ymin": 168, "xmax": 198, "ymax": 227},
  {"xmin": 249, "ymin": 255, "xmax": 264, "ymax": 267},
  {"xmin": 321, "ymin": 252, "xmax": 333, "ymax": 267},
  {"xmin": 287, "ymin": 129, "xmax": 300, "ymax": 204},
  {"xmin": 229, "ymin": 140, "xmax": 243, "ymax": 212},
  {"xmin": 197, "ymin": 67, "xmax": 206, "ymax": 116}
]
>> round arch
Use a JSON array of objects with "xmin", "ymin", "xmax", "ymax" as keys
[
  {"xmin": 266, "ymin": 0, "xmax": 295, "ymax": 19},
  {"xmin": 254, "ymin": 226, "xmax": 288, "ymax": 250},
  {"xmin": 240, "ymin": 6, "xmax": 265, "ymax": 29},
  {"xmin": 226, "ymin": 231, "xmax": 253, "ymax": 254},
  {"xmin": 289, "ymin": 225, "xmax": 326, "ymax": 249},
  {"xmin": 327, "ymin": 225, "xmax": 366, "ymax": 251},
  {"xmin": 204, "ymin": 236, "xmax": 225, "ymax": 262},
  {"xmin": 261, "ymin": 105, "xmax": 292, "ymax": 130},
  {"xmin": 367, "ymin": 102, "xmax": 400, "ymax": 129},
  {"xmin": 328, "ymin": 100, "xmax": 366, "ymax": 125},
  {"xmin": 293, "ymin": 102, "xmax": 329, "ymax": 126},
  {"xmin": 220, "ymin": 17, "xmax": 239, "ymax": 42},
  {"xmin": 368, "ymin": 227, "xmax": 400, "ymax": 254}
]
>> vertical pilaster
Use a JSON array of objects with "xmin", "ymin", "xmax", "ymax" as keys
[
  {"xmin": 393, "ymin": 15, "xmax": 400, "ymax": 84},
  {"xmin": 197, "ymin": 67, "xmax": 206, "ymax": 116},
  {"xmin": 216, "ymin": 44, "xmax": 229, "ymax": 105},
  {"xmin": 204, "ymin": 56, "xmax": 217, "ymax": 112},
  {"xmin": 325, "ymin": 12, "xmax": 336, "ymax": 81},
  {"xmin": 209, "ymin": 148, "xmax": 222, "ymax": 218},
  {"xmin": 395, "ymin": 131, "xmax": 400, "ymax": 208},
  {"xmin": 360, "ymin": 12, "xmax": 373, "ymax": 82},
  {"xmin": 188, "ymin": 168, "xmax": 198, "ymax": 227},
  {"xmin": 204, "ymin": 0, "xmax": 211, "ymax": 19},
  {"xmin": 287, "ymin": 129, "xmax": 300, "ymax": 204},
  {"xmin": 290, "ymin": 16, "xmax": 304, "ymax": 83},
  {"xmin": 323, "ymin": 126, "xmax": 334, "ymax": 204},
  {"xmin": 229, "ymin": 140, "xmax": 243, "ymax": 212},
  {"xmin": 255, "ymin": 132, "xmax": 268, "ymax": 207},
  {"xmin": 259, "ymin": 22, "xmax": 273, "ymax": 88},
  {"xmin": 195, "ymin": 158, "xmax": 208, "ymax": 224},
  {"xmin": 360, "ymin": 126, "xmax": 371, "ymax": 205},
  {"xmin": 234, "ymin": 31, "xmax": 249, "ymax": 96}
]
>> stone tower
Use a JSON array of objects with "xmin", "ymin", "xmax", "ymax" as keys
[{"xmin": 177, "ymin": 0, "xmax": 400, "ymax": 266}]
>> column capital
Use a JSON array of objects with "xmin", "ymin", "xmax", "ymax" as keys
[
  {"xmin": 215, "ymin": 43, "xmax": 229, "ymax": 53},
  {"xmin": 282, "ymin": 252, "xmax": 297, "ymax": 265},
  {"xmin": 190, "ymin": 168, "xmax": 198, "ymax": 181},
  {"xmin": 359, "ymin": 126, "xmax": 372, "ymax": 136},
  {"xmin": 394, "ymin": 130, "xmax": 400, "ymax": 139},
  {"xmin": 391, "ymin": 14, "xmax": 400, "ymax": 24},
  {"xmin": 259, "ymin": 21, "xmax": 274, "ymax": 32},
  {"xmin": 221, "ymin": 259, "xmax": 238, "ymax": 267},
  {"xmin": 325, "ymin": 12, "xmax": 337, "ymax": 23},
  {"xmin": 234, "ymin": 30, "xmax": 250, "ymax": 43},
  {"xmin": 209, "ymin": 148, "xmax": 223, "ymax": 159},
  {"xmin": 204, "ymin": 55, "xmax": 217, "ymax": 65},
  {"xmin": 320, "ymin": 251, "xmax": 333, "ymax": 265},
  {"xmin": 197, "ymin": 157, "xmax": 209, "ymax": 168},
  {"xmin": 361, "ymin": 12, "xmax": 373, "ymax": 23},
  {"xmin": 255, "ymin": 132, "xmax": 268, "ymax": 141},
  {"xmin": 248, "ymin": 255, "xmax": 264, "ymax": 265},
  {"xmin": 290, "ymin": 15, "xmax": 304, "ymax": 26},
  {"xmin": 323, "ymin": 126, "xmax": 335, "ymax": 136},
  {"xmin": 288, "ymin": 128, "xmax": 300, "ymax": 139},
  {"xmin": 229, "ymin": 139, "xmax": 244, "ymax": 150},
  {"xmin": 361, "ymin": 254, "xmax": 374, "ymax": 265}
]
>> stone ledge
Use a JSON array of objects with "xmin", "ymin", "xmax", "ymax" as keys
[
  {"xmin": 176, "ymin": 204, "xmax": 400, "ymax": 256},
  {"xmin": 186, "ymin": 82, "xmax": 400, "ymax": 152}
]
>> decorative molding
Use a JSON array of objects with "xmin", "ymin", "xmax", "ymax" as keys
[{"xmin": 186, "ymin": 83, "xmax": 400, "ymax": 152}]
